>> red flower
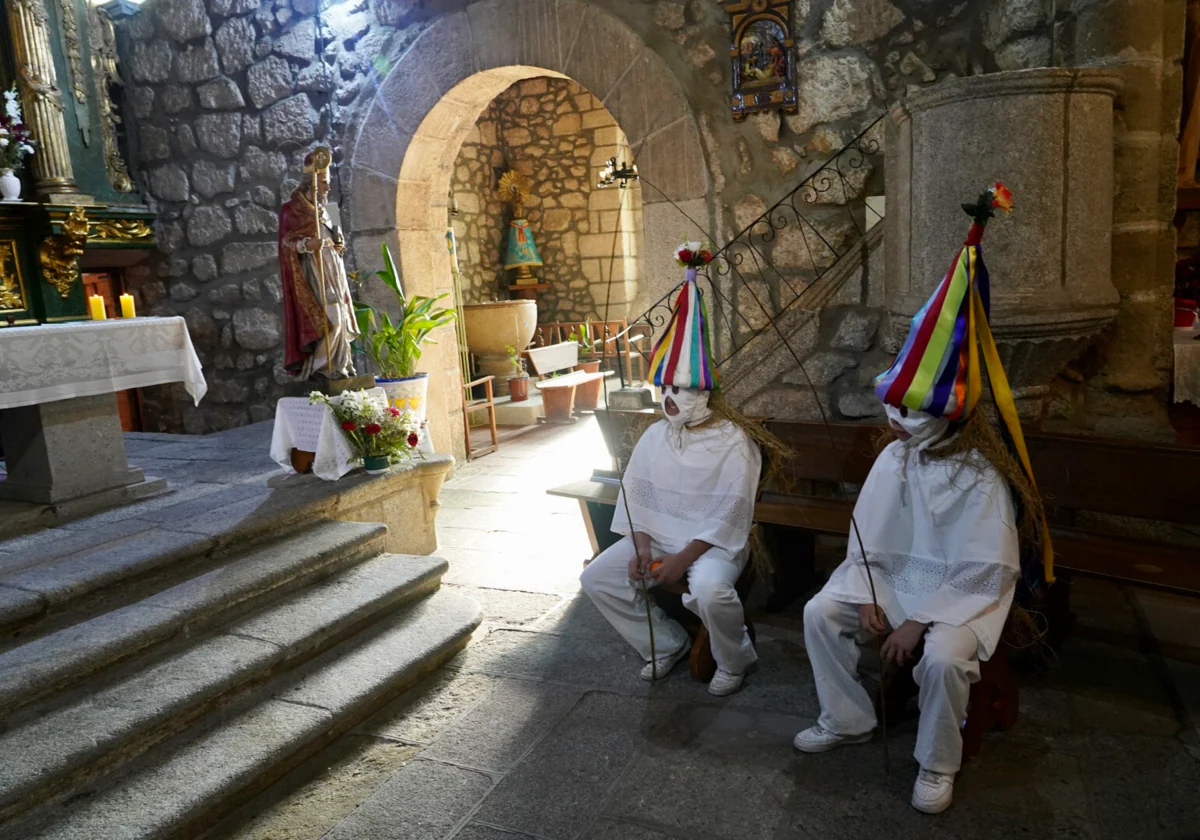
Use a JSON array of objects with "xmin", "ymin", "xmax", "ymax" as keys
[
  {"xmin": 387, "ymin": 407, "xmax": 400, "ymax": 417},
  {"xmin": 408, "ymin": 432, "xmax": 419, "ymax": 448},
  {"xmin": 990, "ymin": 182, "xmax": 1014, "ymax": 214},
  {"xmin": 364, "ymin": 423, "xmax": 382, "ymax": 435},
  {"xmin": 341, "ymin": 421, "xmax": 356, "ymax": 431},
  {"xmin": 677, "ymin": 248, "xmax": 694, "ymax": 264},
  {"xmin": 698, "ymin": 250, "xmax": 713, "ymax": 264}
]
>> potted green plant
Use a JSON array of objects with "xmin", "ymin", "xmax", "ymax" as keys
[
  {"xmin": 359, "ymin": 243, "xmax": 456, "ymax": 444},
  {"xmin": 567, "ymin": 321, "xmax": 603, "ymax": 373},
  {"xmin": 505, "ymin": 344, "xmax": 530, "ymax": 402}
]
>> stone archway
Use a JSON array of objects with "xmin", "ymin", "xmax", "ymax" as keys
[{"xmin": 341, "ymin": 0, "xmax": 709, "ymax": 459}]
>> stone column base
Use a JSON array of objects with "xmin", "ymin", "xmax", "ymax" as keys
[{"xmin": 0, "ymin": 393, "xmax": 145, "ymax": 505}]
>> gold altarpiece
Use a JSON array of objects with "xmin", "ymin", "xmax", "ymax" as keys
[{"xmin": 0, "ymin": 0, "xmax": 155, "ymax": 326}]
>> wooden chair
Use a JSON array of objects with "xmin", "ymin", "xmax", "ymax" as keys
[{"xmin": 461, "ymin": 374, "xmax": 498, "ymax": 459}]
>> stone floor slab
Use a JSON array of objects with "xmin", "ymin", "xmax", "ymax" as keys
[
  {"xmin": 471, "ymin": 692, "xmax": 645, "ymax": 839},
  {"xmin": 444, "ymin": 584, "xmax": 563, "ymax": 627},
  {"xmin": 0, "ymin": 517, "xmax": 159, "ymax": 576},
  {"xmin": 359, "ymin": 670, "xmax": 501, "ymax": 745},
  {"xmin": 451, "ymin": 628, "xmax": 645, "ymax": 694},
  {"xmin": 321, "ymin": 759, "xmax": 493, "ymax": 840},
  {"xmin": 423, "ymin": 679, "xmax": 583, "ymax": 772}
]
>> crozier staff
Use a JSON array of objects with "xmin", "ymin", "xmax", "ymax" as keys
[{"xmin": 279, "ymin": 148, "xmax": 359, "ymax": 380}]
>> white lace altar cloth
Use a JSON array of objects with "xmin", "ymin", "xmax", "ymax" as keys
[
  {"xmin": 1174, "ymin": 328, "xmax": 1200, "ymax": 406},
  {"xmin": 270, "ymin": 388, "xmax": 387, "ymax": 481},
  {"xmin": 0, "ymin": 317, "xmax": 207, "ymax": 410}
]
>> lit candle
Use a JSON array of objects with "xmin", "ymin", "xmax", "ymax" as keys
[
  {"xmin": 88, "ymin": 295, "xmax": 107, "ymax": 320},
  {"xmin": 119, "ymin": 293, "xmax": 136, "ymax": 319}
]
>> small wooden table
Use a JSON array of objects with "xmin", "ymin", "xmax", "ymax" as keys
[{"xmin": 547, "ymin": 476, "xmax": 621, "ymax": 559}]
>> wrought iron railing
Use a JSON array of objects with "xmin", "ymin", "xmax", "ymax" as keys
[{"xmin": 616, "ymin": 114, "xmax": 886, "ymax": 386}]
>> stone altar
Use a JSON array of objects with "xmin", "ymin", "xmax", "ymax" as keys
[
  {"xmin": 0, "ymin": 317, "xmax": 206, "ymax": 521},
  {"xmin": 885, "ymin": 68, "xmax": 1124, "ymax": 418}
]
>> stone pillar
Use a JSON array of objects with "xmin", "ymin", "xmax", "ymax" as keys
[
  {"xmin": 0, "ymin": 394, "xmax": 144, "ymax": 505},
  {"xmin": 884, "ymin": 68, "xmax": 1124, "ymax": 418},
  {"xmin": 3, "ymin": 0, "xmax": 86, "ymax": 202}
]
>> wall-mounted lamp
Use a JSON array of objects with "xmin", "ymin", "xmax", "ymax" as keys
[{"xmin": 598, "ymin": 157, "xmax": 639, "ymax": 189}]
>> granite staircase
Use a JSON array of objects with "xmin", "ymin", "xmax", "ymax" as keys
[{"xmin": 0, "ymin": 516, "xmax": 481, "ymax": 839}]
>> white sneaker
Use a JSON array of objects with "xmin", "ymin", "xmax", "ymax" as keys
[
  {"xmin": 707, "ymin": 668, "xmax": 745, "ymax": 696},
  {"xmin": 639, "ymin": 643, "xmax": 689, "ymax": 681},
  {"xmin": 911, "ymin": 768, "xmax": 955, "ymax": 814},
  {"xmin": 792, "ymin": 724, "xmax": 873, "ymax": 753}
]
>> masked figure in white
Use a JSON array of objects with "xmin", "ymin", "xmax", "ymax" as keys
[
  {"xmin": 795, "ymin": 184, "xmax": 1050, "ymax": 816},
  {"xmin": 581, "ymin": 269, "xmax": 761, "ymax": 696}
]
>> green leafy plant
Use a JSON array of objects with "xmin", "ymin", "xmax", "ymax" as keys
[
  {"xmin": 567, "ymin": 321, "xmax": 599, "ymax": 354},
  {"xmin": 505, "ymin": 344, "xmax": 529, "ymax": 379},
  {"xmin": 360, "ymin": 244, "xmax": 457, "ymax": 379}
]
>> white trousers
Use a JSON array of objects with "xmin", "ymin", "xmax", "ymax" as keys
[
  {"xmin": 803, "ymin": 592, "xmax": 980, "ymax": 774},
  {"xmin": 580, "ymin": 536, "xmax": 758, "ymax": 675}
]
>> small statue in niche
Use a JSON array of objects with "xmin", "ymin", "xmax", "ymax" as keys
[
  {"xmin": 497, "ymin": 170, "xmax": 543, "ymax": 287},
  {"xmin": 278, "ymin": 148, "xmax": 360, "ymax": 380},
  {"xmin": 725, "ymin": 0, "xmax": 798, "ymax": 120}
]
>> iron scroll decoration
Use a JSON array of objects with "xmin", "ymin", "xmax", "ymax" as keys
[{"xmin": 725, "ymin": 0, "xmax": 798, "ymax": 121}]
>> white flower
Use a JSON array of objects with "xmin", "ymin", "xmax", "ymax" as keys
[
  {"xmin": 0, "ymin": 139, "xmax": 9, "ymax": 148},
  {"xmin": 0, "ymin": 128, "xmax": 7, "ymax": 137},
  {"xmin": 18, "ymin": 143, "xmax": 32, "ymax": 155}
]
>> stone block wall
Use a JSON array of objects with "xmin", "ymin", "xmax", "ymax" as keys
[
  {"xmin": 449, "ymin": 76, "xmax": 643, "ymax": 323},
  {"xmin": 113, "ymin": 0, "xmax": 1182, "ymax": 439}
]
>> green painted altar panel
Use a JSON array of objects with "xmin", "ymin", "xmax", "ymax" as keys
[{"xmin": 41, "ymin": 0, "xmax": 139, "ymax": 207}]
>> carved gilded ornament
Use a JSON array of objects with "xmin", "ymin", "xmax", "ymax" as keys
[
  {"xmin": 0, "ymin": 241, "xmax": 27, "ymax": 310},
  {"xmin": 58, "ymin": 0, "xmax": 87, "ymax": 104},
  {"xmin": 88, "ymin": 5, "xmax": 133, "ymax": 192},
  {"xmin": 40, "ymin": 206, "xmax": 89, "ymax": 299},
  {"xmin": 497, "ymin": 170, "xmax": 531, "ymax": 219},
  {"xmin": 89, "ymin": 218, "xmax": 151, "ymax": 242}
]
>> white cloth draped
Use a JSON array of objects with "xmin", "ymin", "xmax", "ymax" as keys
[
  {"xmin": 820, "ymin": 439, "xmax": 1019, "ymax": 660},
  {"xmin": 611, "ymin": 418, "xmax": 761, "ymax": 555},
  {"xmin": 269, "ymin": 388, "xmax": 387, "ymax": 481},
  {"xmin": 0, "ymin": 317, "xmax": 207, "ymax": 410}
]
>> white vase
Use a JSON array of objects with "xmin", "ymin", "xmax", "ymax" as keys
[
  {"xmin": 376, "ymin": 373, "xmax": 433, "ymax": 454},
  {"xmin": 0, "ymin": 169, "xmax": 20, "ymax": 202}
]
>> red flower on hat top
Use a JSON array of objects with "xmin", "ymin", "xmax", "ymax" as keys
[
  {"xmin": 675, "ymin": 241, "xmax": 714, "ymax": 268},
  {"xmin": 363, "ymin": 423, "xmax": 382, "ymax": 435},
  {"xmin": 990, "ymin": 182, "xmax": 1014, "ymax": 214},
  {"xmin": 387, "ymin": 406, "xmax": 400, "ymax": 417},
  {"xmin": 341, "ymin": 421, "xmax": 356, "ymax": 431},
  {"xmin": 407, "ymin": 432, "xmax": 419, "ymax": 448}
]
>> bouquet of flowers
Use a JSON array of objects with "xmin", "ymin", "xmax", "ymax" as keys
[
  {"xmin": 0, "ymin": 86, "xmax": 36, "ymax": 172},
  {"xmin": 675, "ymin": 240, "xmax": 713, "ymax": 268},
  {"xmin": 310, "ymin": 389, "xmax": 421, "ymax": 467}
]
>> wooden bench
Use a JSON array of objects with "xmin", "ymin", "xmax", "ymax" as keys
[
  {"xmin": 532, "ymin": 320, "xmax": 652, "ymax": 386},
  {"xmin": 527, "ymin": 342, "xmax": 613, "ymax": 422},
  {"xmin": 758, "ymin": 419, "xmax": 1200, "ymax": 598}
]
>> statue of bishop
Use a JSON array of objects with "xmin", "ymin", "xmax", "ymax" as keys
[{"xmin": 278, "ymin": 149, "xmax": 359, "ymax": 380}]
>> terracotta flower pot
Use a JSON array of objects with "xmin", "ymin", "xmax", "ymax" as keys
[
  {"xmin": 508, "ymin": 376, "xmax": 530, "ymax": 401},
  {"xmin": 541, "ymin": 384, "xmax": 576, "ymax": 422},
  {"xmin": 574, "ymin": 361, "xmax": 603, "ymax": 413}
]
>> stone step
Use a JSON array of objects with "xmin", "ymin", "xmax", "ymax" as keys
[
  {"xmin": 0, "ymin": 520, "xmax": 387, "ymax": 720},
  {"xmin": 0, "ymin": 553, "xmax": 448, "ymax": 826},
  {"xmin": 13, "ymin": 589, "xmax": 482, "ymax": 840}
]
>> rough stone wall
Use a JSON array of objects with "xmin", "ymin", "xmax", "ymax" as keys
[
  {"xmin": 449, "ymin": 76, "xmax": 642, "ymax": 324},
  {"xmin": 115, "ymin": 0, "xmax": 1182, "ymax": 438},
  {"xmin": 115, "ymin": 0, "xmax": 401, "ymax": 433}
]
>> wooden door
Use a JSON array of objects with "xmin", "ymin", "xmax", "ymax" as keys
[{"xmin": 82, "ymin": 272, "xmax": 142, "ymax": 432}]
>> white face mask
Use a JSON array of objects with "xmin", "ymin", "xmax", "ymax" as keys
[
  {"xmin": 662, "ymin": 387, "xmax": 711, "ymax": 430},
  {"xmin": 884, "ymin": 403, "xmax": 950, "ymax": 450}
]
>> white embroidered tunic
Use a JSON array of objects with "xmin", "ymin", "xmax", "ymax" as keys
[
  {"xmin": 820, "ymin": 439, "xmax": 1020, "ymax": 660},
  {"xmin": 612, "ymin": 419, "xmax": 761, "ymax": 556}
]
